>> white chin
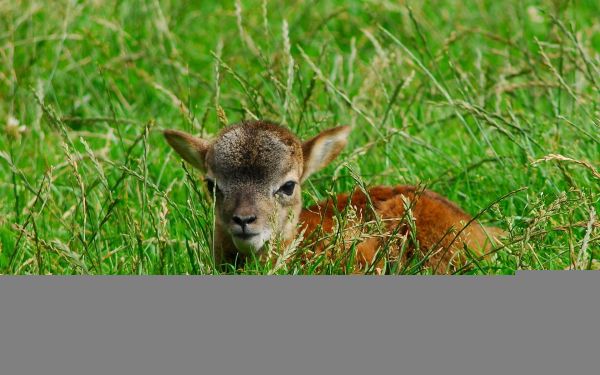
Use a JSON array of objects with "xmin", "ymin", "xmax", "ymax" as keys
[{"xmin": 231, "ymin": 232, "xmax": 270, "ymax": 254}]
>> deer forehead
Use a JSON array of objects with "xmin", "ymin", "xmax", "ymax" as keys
[{"xmin": 207, "ymin": 126, "xmax": 303, "ymax": 184}]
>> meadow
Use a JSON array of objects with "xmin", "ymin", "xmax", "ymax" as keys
[{"xmin": 0, "ymin": 0, "xmax": 598, "ymax": 274}]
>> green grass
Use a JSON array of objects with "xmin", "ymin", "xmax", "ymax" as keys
[{"xmin": 0, "ymin": 0, "xmax": 598, "ymax": 274}]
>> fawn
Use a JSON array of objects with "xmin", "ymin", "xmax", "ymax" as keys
[{"xmin": 164, "ymin": 120, "xmax": 503, "ymax": 274}]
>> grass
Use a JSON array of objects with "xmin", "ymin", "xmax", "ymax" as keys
[{"xmin": 0, "ymin": 0, "xmax": 598, "ymax": 275}]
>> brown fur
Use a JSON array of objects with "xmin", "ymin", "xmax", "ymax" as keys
[
  {"xmin": 164, "ymin": 120, "xmax": 503, "ymax": 274},
  {"xmin": 299, "ymin": 186, "xmax": 501, "ymax": 273}
]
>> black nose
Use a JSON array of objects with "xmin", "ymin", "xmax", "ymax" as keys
[{"xmin": 232, "ymin": 215, "xmax": 257, "ymax": 228}]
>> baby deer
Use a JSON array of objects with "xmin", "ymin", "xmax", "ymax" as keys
[{"xmin": 165, "ymin": 120, "xmax": 503, "ymax": 274}]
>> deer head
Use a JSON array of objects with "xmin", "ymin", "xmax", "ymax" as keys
[{"xmin": 164, "ymin": 120, "xmax": 350, "ymax": 256}]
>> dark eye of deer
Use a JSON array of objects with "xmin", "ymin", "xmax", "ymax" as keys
[
  {"xmin": 205, "ymin": 178, "xmax": 216, "ymax": 195},
  {"xmin": 277, "ymin": 181, "xmax": 296, "ymax": 196}
]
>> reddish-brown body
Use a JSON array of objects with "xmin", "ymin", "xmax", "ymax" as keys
[{"xmin": 299, "ymin": 185, "xmax": 500, "ymax": 273}]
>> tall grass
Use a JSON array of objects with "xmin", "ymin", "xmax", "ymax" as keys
[{"xmin": 0, "ymin": 0, "xmax": 598, "ymax": 274}]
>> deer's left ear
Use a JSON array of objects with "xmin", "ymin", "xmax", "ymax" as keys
[
  {"xmin": 164, "ymin": 129, "xmax": 210, "ymax": 171},
  {"xmin": 301, "ymin": 126, "xmax": 351, "ymax": 182}
]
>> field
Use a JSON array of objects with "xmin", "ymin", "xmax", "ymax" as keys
[{"xmin": 0, "ymin": 0, "xmax": 598, "ymax": 274}]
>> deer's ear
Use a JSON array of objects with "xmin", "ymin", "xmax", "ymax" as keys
[
  {"xmin": 301, "ymin": 126, "xmax": 350, "ymax": 182},
  {"xmin": 164, "ymin": 129, "xmax": 210, "ymax": 171}
]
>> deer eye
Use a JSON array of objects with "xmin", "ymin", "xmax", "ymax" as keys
[
  {"xmin": 205, "ymin": 178, "xmax": 217, "ymax": 195},
  {"xmin": 277, "ymin": 181, "xmax": 296, "ymax": 196}
]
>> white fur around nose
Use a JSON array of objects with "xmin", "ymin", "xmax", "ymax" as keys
[{"xmin": 231, "ymin": 229, "xmax": 272, "ymax": 254}]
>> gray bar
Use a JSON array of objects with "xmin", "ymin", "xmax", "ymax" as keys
[{"xmin": 0, "ymin": 273, "xmax": 598, "ymax": 375}]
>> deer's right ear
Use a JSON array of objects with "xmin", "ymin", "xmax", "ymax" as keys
[
  {"xmin": 301, "ymin": 126, "xmax": 351, "ymax": 182},
  {"xmin": 163, "ymin": 129, "xmax": 210, "ymax": 171}
]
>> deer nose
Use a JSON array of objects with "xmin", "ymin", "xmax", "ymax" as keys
[{"xmin": 232, "ymin": 215, "xmax": 257, "ymax": 228}]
